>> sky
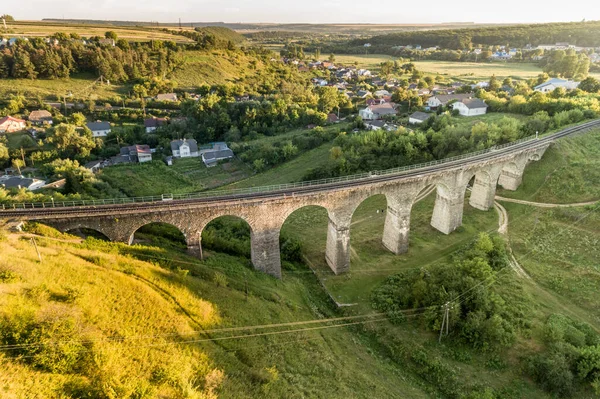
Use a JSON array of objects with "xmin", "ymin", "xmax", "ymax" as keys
[{"xmin": 7, "ymin": 0, "xmax": 600, "ymax": 24}]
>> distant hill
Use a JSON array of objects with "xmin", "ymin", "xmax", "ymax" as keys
[{"xmin": 352, "ymin": 20, "xmax": 600, "ymax": 49}]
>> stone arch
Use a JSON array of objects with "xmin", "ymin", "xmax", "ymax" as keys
[
  {"xmin": 200, "ymin": 214, "xmax": 253, "ymax": 259},
  {"xmin": 130, "ymin": 222, "xmax": 188, "ymax": 249},
  {"xmin": 42, "ymin": 220, "xmax": 123, "ymax": 242},
  {"xmin": 63, "ymin": 226, "xmax": 111, "ymax": 241},
  {"xmin": 280, "ymin": 204, "xmax": 330, "ymax": 268},
  {"xmin": 349, "ymin": 193, "xmax": 388, "ymax": 262}
]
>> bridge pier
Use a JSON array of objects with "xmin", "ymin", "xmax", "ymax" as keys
[
  {"xmin": 186, "ymin": 233, "xmax": 203, "ymax": 259},
  {"xmin": 250, "ymin": 228, "xmax": 282, "ymax": 278},
  {"xmin": 431, "ymin": 182, "xmax": 466, "ymax": 234},
  {"xmin": 469, "ymin": 169, "xmax": 501, "ymax": 211},
  {"xmin": 498, "ymin": 169, "xmax": 524, "ymax": 191},
  {"xmin": 325, "ymin": 218, "xmax": 350, "ymax": 274},
  {"xmin": 382, "ymin": 200, "xmax": 413, "ymax": 254}
]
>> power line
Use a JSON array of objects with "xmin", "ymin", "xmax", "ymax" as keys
[{"xmin": 0, "ymin": 307, "xmax": 434, "ymax": 352}]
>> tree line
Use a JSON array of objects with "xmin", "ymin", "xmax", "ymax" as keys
[
  {"xmin": 0, "ymin": 33, "xmax": 184, "ymax": 82},
  {"xmin": 350, "ymin": 21, "xmax": 600, "ymax": 50}
]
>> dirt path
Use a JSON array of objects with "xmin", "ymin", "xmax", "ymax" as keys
[
  {"xmin": 494, "ymin": 201, "xmax": 530, "ymax": 279},
  {"xmin": 495, "ymin": 196, "xmax": 598, "ymax": 208}
]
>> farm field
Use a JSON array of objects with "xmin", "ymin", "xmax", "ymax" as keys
[{"xmin": 2, "ymin": 21, "xmax": 193, "ymax": 43}]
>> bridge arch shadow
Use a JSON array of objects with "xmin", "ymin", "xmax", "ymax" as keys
[
  {"xmin": 280, "ymin": 205, "xmax": 329, "ymax": 271},
  {"xmin": 64, "ymin": 227, "xmax": 111, "ymax": 241},
  {"xmin": 201, "ymin": 215, "xmax": 252, "ymax": 259},
  {"xmin": 131, "ymin": 222, "xmax": 187, "ymax": 251}
]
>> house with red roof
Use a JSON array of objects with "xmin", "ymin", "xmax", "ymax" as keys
[{"xmin": 0, "ymin": 116, "xmax": 26, "ymax": 133}]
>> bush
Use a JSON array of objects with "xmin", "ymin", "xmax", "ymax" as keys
[{"xmin": 372, "ymin": 233, "xmax": 518, "ymax": 352}]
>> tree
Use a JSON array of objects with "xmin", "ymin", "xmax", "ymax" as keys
[
  {"xmin": 69, "ymin": 112, "xmax": 86, "ymax": 127},
  {"xmin": 11, "ymin": 50, "xmax": 37, "ymax": 79},
  {"xmin": 0, "ymin": 142, "xmax": 8, "ymax": 165},
  {"xmin": 11, "ymin": 158, "xmax": 24, "ymax": 174},
  {"xmin": 502, "ymin": 77, "xmax": 514, "ymax": 88},
  {"xmin": 1, "ymin": 14, "xmax": 14, "ymax": 21},
  {"xmin": 328, "ymin": 53, "xmax": 335, "ymax": 63},
  {"xmin": 488, "ymin": 75, "xmax": 501, "ymax": 92},
  {"xmin": 48, "ymin": 123, "xmax": 96, "ymax": 159},
  {"xmin": 314, "ymin": 48, "xmax": 321, "ymax": 60},
  {"xmin": 579, "ymin": 77, "xmax": 600, "ymax": 93},
  {"xmin": 105, "ymin": 31, "xmax": 118, "ymax": 40}
]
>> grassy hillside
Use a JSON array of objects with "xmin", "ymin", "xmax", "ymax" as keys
[
  {"xmin": 0, "ymin": 227, "xmax": 431, "ymax": 398},
  {"xmin": 497, "ymin": 128, "xmax": 600, "ymax": 203},
  {"xmin": 171, "ymin": 50, "xmax": 266, "ymax": 88}
]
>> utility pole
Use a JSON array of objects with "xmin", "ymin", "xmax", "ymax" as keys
[
  {"xmin": 438, "ymin": 302, "xmax": 450, "ymax": 343},
  {"xmin": 31, "ymin": 238, "xmax": 42, "ymax": 263}
]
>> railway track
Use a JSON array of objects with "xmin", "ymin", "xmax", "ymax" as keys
[{"xmin": 2, "ymin": 119, "xmax": 599, "ymax": 220}]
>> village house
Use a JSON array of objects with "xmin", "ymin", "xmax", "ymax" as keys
[
  {"xmin": 452, "ymin": 98, "xmax": 488, "ymax": 117},
  {"xmin": 0, "ymin": 175, "xmax": 46, "ymax": 191},
  {"xmin": 86, "ymin": 121, "xmax": 111, "ymax": 138},
  {"xmin": 359, "ymin": 103, "xmax": 398, "ymax": 120},
  {"xmin": 427, "ymin": 93, "xmax": 473, "ymax": 109},
  {"xmin": 28, "ymin": 110, "xmax": 53, "ymax": 125},
  {"xmin": 201, "ymin": 143, "xmax": 234, "ymax": 167},
  {"xmin": 155, "ymin": 93, "xmax": 178, "ymax": 102},
  {"xmin": 366, "ymin": 98, "xmax": 387, "ymax": 106},
  {"xmin": 144, "ymin": 117, "xmax": 167, "ymax": 133},
  {"xmin": 98, "ymin": 38, "xmax": 115, "ymax": 46},
  {"xmin": 534, "ymin": 78, "xmax": 580, "ymax": 93},
  {"xmin": 120, "ymin": 145, "xmax": 152, "ymax": 163},
  {"xmin": 84, "ymin": 160, "xmax": 102, "ymax": 173},
  {"xmin": 171, "ymin": 139, "xmax": 199, "ymax": 159},
  {"xmin": 356, "ymin": 90, "xmax": 372, "ymax": 99},
  {"xmin": 0, "ymin": 116, "xmax": 26, "ymax": 133},
  {"xmin": 374, "ymin": 89, "xmax": 391, "ymax": 98},
  {"xmin": 409, "ymin": 112, "xmax": 433, "ymax": 124}
]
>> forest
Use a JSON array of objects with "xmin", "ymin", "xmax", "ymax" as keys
[{"xmin": 350, "ymin": 21, "xmax": 600, "ymax": 50}]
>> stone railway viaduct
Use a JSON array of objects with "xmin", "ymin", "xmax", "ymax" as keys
[{"xmin": 2, "ymin": 120, "xmax": 598, "ymax": 278}]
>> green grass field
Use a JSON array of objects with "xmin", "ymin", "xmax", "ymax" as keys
[
  {"xmin": 0, "ymin": 72, "xmax": 125, "ymax": 100},
  {"xmin": 414, "ymin": 60, "xmax": 544, "ymax": 80},
  {"xmin": 172, "ymin": 50, "xmax": 265, "ymax": 88}
]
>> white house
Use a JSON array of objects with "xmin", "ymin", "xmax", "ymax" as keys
[
  {"xmin": 359, "ymin": 103, "xmax": 397, "ymax": 120},
  {"xmin": 452, "ymin": 98, "xmax": 488, "ymax": 117},
  {"xmin": 426, "ymin": 93, "xmax": 473, "ymax": 109},
  {"xmin": 409, "ymin": 112, "xmax": 432, "ymax": 124},
  {"xmin": 534, "ymin": 78, "xmax": 580, "ymax": 93},
  {"xmin": 86, "ymin": 121, "xmax": 111, "ymax": 137},
  {"xmin": 0, "ymin": 176, "xmax": 46, "ymax": 191},
  {"xmin": 171, "ymin": 139, "xmax": 199, "ymax": 158}
]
